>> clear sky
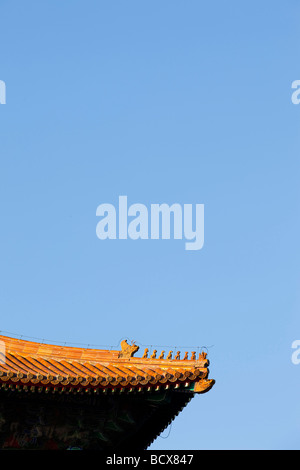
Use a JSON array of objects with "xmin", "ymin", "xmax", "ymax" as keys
[{"xmin": 0, "ymin": 0, "xmax": 300, "ymax": 450}]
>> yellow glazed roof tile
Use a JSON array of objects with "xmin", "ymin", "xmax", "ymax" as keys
[{"xmin": 0, "ymin": 334, "xmax": 215, "ymax": 394}]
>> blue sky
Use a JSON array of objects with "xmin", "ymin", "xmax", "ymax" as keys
[{"xmin": 0, "ymin": 0, "xmax": 300, "ymax": 449}]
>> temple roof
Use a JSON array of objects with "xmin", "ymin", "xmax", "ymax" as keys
[
  {"xmin": 0, "ymin": 334, "xmax": 214, "ymax": 394},
  {"xmin": 0, "ymin": 334, "xmax": 215, "ymax": 449}
]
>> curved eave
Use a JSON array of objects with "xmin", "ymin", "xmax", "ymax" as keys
[{"xmin": 0, "ymin": 334, "xmax": 214, "ymax": 395}]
